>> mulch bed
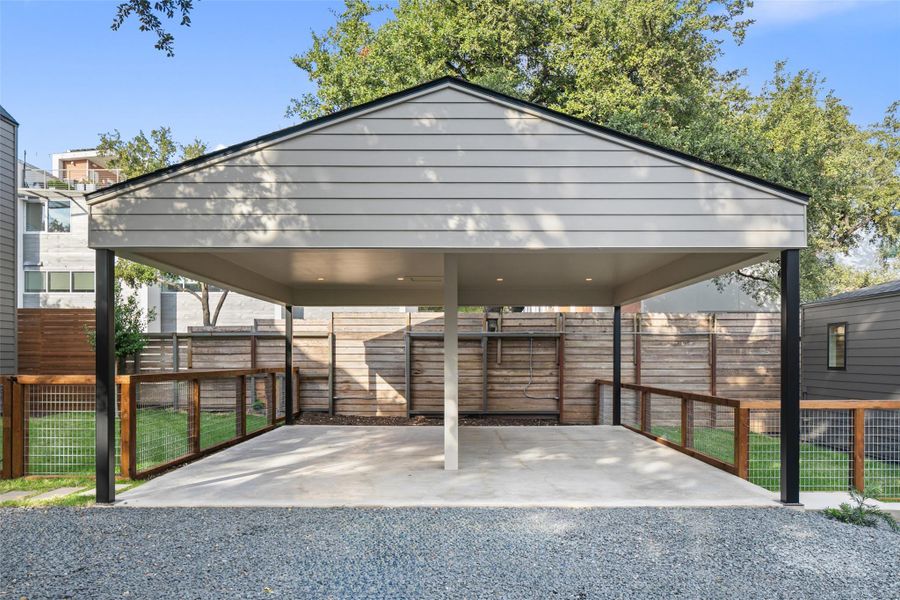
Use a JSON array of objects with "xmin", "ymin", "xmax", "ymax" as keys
[{"xmin": 295, "ymin": 413, "xmax": 560, "ymax": 427}]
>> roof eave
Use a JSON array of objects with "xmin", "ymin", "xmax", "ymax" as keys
[{"xmin": 86, "ymin": 76, "xmax": 811, "ymax": 206}]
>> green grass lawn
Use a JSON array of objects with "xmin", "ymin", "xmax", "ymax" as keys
[
  {"xmin": 23, "ymin": 410, "xmax": 269, "ymax": 476},
  {"xmin": 652, "ymin": 424, "xmax": 900, "ymax": 497},
  {"xmin": 0, "ymin": 476, "xmax": 143, "ymax": 507}
]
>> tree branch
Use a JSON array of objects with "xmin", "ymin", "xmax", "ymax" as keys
[
  {"xmin": 736, "ymin": 269, "xmax": 773, "ymax": 284},
  {"xmin": 181, "ymin": 287, "xmax": 202, "ymax": 302},
  {"xmin": 211, "ymin": 290, "xmax": 230, "ymax": 326}
]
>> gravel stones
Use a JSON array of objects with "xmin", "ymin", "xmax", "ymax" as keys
[{"xmin": 1, "ymin": 507, "xmax": 897, "ymax": 599}]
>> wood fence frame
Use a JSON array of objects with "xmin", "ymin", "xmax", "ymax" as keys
[
  {"xmin": 595, "ymin": 378, "xmax": 900, "ymax": 496},
  {"xmin": 1, "ymin": 368, "xmax": 299, "ymax": 480}
]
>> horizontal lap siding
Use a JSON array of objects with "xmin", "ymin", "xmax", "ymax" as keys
[
  {"xmin": 802, "ymin": 298, "xmax": 900, "ymax": 400},
  {"xmin": 91, "ymin": 87, "xmax": 805, "ymax": 251},
  {"xmin": 1, "ymin": 117, "xmax": 15, "ymax": 373}
]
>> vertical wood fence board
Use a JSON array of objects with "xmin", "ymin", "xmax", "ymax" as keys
[{"xmin": 15, "ymin": 310, "xmax": 780, "ymax": 424}]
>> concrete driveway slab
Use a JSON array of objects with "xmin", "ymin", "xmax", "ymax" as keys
[{"xmin": 118, "ymin": 425, "xmax": 777, "ymax": 508}]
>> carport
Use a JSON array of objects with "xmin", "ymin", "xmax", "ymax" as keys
[{"xmin": 87, "ymin": 77, "xmax": 807, "ymax": 504}]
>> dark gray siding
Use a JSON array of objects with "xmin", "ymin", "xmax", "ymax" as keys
[
  {"xmin": 0, "ymin": 113, "xmax": 16, "ymax": 374},
  {"xmin": 802, "ymin": 294, "xmax": 900, "ymax": 399}
]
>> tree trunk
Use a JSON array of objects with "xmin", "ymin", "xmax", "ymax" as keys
[
  {"xmin": 210, "ymin": 289, "xmax": 229, "ymax": 326},
  {"xmin": 201, "ymin": 284, "xmax": 211, "ymax": 326}
]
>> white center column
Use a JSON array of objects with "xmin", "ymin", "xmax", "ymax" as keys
[{"xmin": 443, "ymin": 253, "xmax": 459, "ymax": 470}]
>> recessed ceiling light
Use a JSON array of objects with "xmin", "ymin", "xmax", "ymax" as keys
[
  {"xmin": 585, "ymin": 277, "xmax": 593, "ymax": 282},
  {"xmin": 316, "ymin": 277, "xmax": 325, "ymax": 281},
  {"xmin": 396, "ymin": 277, "xmax": 405, "ymax": 281},
  {"xmin": 496, "ymin": 277, "xmax": 504, "ymax": 282}
]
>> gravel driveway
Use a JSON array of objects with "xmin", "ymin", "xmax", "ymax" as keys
[{"xmin": 1, "ymin": 507, "xmax": 897, "ymax": 599}]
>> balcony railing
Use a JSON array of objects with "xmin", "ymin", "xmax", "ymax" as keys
[{"xmin": 20, "ymin": 167, "xmax": 125, "ymax": 192}]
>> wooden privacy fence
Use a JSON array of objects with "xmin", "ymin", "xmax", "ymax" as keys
[
  {"xmin": 18, "ymin": 310, "xmax": 782, "ymax": 424},
  {"xmin": 595, "ymin": 380, "xmax": 900, "ymax": 500},
  {"xmin": 1, "ymin": 368, "xmax": 297, "ymax": 480}
]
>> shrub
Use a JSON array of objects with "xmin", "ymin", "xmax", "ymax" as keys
[{"xmin": 823, "ymin": 487, "xmax": 899, "ymax": 532}]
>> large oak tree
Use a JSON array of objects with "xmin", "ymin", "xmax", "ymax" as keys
[{"xmin": 289, "ymin": 0, "xmax": 899, "ymax": 302}]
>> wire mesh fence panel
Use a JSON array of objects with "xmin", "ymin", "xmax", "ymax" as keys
[
  {"xmin": 596, "ymin": 384, "xmax": 614, "ymax": 425},
  {"xmin": 200, "ymin": 378, "xmax": 238, "ymax": 450},
  {"xmin": 688, "ymin": 402, "xmax": 734, "ymax": 465},
  {"xmin": 620, "ymin": 388, "xmax": 640, "ymax": 429},
  {"xmin": 246, "ymin": 375, "xmax": 270, "ymax": 434},
  {"xmin": 800, "ymin": 409, "xmax": 851, "ymax": 491},
  {"xmin": 748, "ymin": 409, "xmax": 780, "ymax": 491},
  {"xmin": 865, "ymin": 409, "xmax": 900, "ymax": 498},
  {"xmin": 136, "ymin": 380, "xmax": 191, "ymax": 472},
  {"xmin": 24, "ymin": 384, "xmax": 119, "ymax": 475},
  {"xmin": 648, "ymin": 393, "xmax": 680, "ymax": 444},
  {"xmin": 0, "ymin": 383, "xmax": 4, "ymax": 470}
]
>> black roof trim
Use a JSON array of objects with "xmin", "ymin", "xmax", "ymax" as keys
[
  {"xmin": 0, "ymin": 104, "xmax": 18, "ymax": 125},
  {"xmin": 88, "ymin": 76, "xmax": 809, "ymax": 202},
  {"xmin": 803, "ymin": 279, "xmax": 900, "ymax": 308}
]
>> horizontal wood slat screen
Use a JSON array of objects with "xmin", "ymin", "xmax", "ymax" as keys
[
  {"xmin": 16, "ymin": 310, "xmax": 780, "ymax": 424},
  {"xmin": 17, "ymin": 309, "xmax": 96, "ymax": 374}
]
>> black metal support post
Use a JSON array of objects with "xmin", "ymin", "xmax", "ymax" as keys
[
  {"xmin": 95, "ymin": 249, "xmax": 116, "ymax": 504},
  {"xmin": 780, "ymin": 249, "xmax": 801, "ymax": 505},
  {"xmin": 612, "ymin": 305, "xmax": 622, "ymax": 426},
  {"xmin": 284, "ymin": 305, "xmax": 294, "ymax": 424}
]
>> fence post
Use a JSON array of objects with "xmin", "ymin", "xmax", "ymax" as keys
[
  {"xmin": 681, "ymin": 398, "xmax": 693, "ymax": 448},
  {"xmin": 734, "ymin": 407, "xmax": 750, "ymax": 479},
  {"xmin": 852, "ymin": 407, "xmax": 865, "ymax": 491},
  {"xmin": 328, "ymin": 313, "xmax": 335, "ymax": 416},
  {"xmin": 595, "ymin": 382, "xmax": 603, "ymax": 425},
  {"xmin": 268, "ymin": 372, "xmax": 276, "ymax": 425},
  {"xmin": 119, "ymin": 380, "xmax": 137, "ymax": 479},
  {"xmin": 1, "ymin": 378, "xmax": 12, "ymax": 479},
  {"xmin": 236, "ymin": 376, "xmax": 246, "ymax": 438},
  {"xmin": 11, "ymin": 380, "xmax": 25, "ymax": 478},
  {"xmin": 640, "ymin": 390, "xmax": 651, "ymax": 432},
  {"xmin": 634, "ymin": 314, "xmax": 641, "ymax": 385},
  {"xmin": 171, "ymin": 333, "xmax": 180, "ymax": 410},
  {"xmin": 190, "ymin": 379, "xmax": 201, "ymax": 454},
  {"xmin": 292, "ymin": 367, "xmax": 300, "ymax": 418}
]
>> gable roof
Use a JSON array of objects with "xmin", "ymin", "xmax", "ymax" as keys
[
  {"xmin": 86, "ymin": 76, "xmax": 810, "ymax": 204},
  {"xmin": 804, "ymin": 279, "xmax": 900, "ymax": 308},
  {"xmin": 0, "ymin": 104, "xmax": 17, "ymax": 125}
]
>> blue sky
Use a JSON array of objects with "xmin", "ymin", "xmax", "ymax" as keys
[{"xmin": 1, "ymin": 0, "xmax": 898, "ymax": 170}]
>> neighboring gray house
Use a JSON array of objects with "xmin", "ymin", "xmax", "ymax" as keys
[
  {"xmin": 802, "ymin": 280, "xmax": 900, "ymax": 400},
  {"xmin": 0, "ymin": 106, "xmax": 17, "ymax": 375}
]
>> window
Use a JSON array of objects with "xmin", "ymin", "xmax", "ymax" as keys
[
  {"xmin": 161, "ymin": 276, "xmax": 209, "ymax": 293},
  {"xmin": 23, "ymin": 270, "xmax": 95, "ymax": 293},
  {"xmin": 827, "ymin": 323, "xmax": 847, "ymax": 370},
  {"xmin": 47, "ymin": 200, "xmax": 71, "ymax": 232},
  {"xmin": 71, "ymin": 272, "xmax": 95, "ymax": 292},
  {"xmin": 48, "ymin": 271, "xmax": 71, "ymax": 292},
  {"xmin": 24, "ymin": 199, "xmax": 71, "ymax": 233},
  {"xmin": 25, "ymin": 201, "xmax": 44, "ymax": 232},
  {"xmin": 24, "ymin": 271, "xmax": 44, "ymax": 292}
]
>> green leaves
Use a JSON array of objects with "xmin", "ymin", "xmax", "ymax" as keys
[
  {"xmin": 288, "ymin": 1, "xmax": 898, "ymax": 303},
  {"xmin": 85, "ymin": 282, "xmax": 156, "ymax": 360},
  {"xmin": 97, "ymin": 126, "xmax": 207, "ymax": 180},
  {"xmin": 823, "ymin": 487, "xmax": 899, "ymax": 532},
  {"xmin": 111, "ymin": 0, "xmax": 194, "ymax": 57}
]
